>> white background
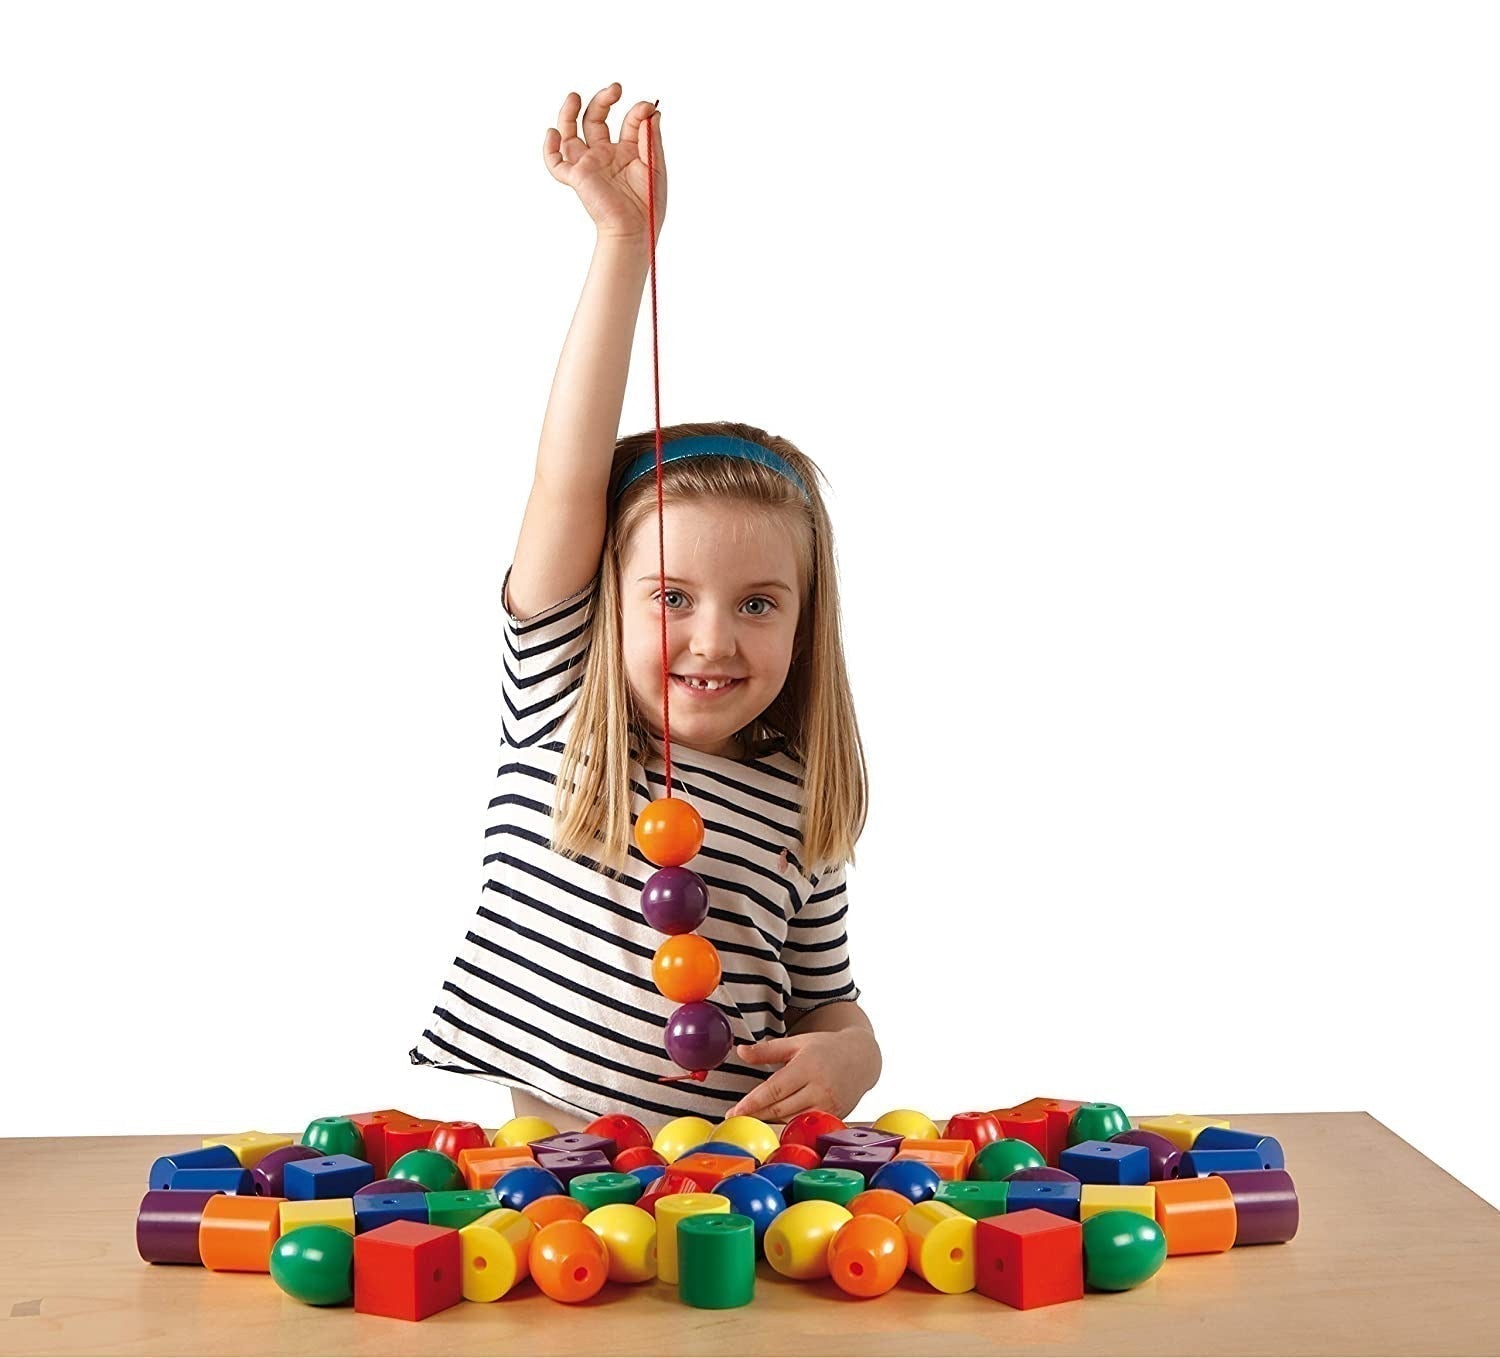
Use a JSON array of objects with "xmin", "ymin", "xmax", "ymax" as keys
[{"xmin": 4, "ymin": 3, "xmax": 1496, "ymax": 1208}]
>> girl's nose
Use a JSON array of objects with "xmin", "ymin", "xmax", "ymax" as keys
[{"xmin": 688, "ymin": 610, "xmax": 738, "ymax": 659}]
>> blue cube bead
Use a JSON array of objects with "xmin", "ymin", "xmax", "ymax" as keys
[
  {"xmin": 1059, "ymin": 1140, "xmax": 1150, "ymax": 1186},
  {"xmin": 1005, "ymin": 1178, "xmax": 1082, "ymax": 1220},
  {"xmin": 283, "ymin": 1153, "xmax": 376, "ymax": 1201},
  {"xmin": 354, "ymin": 1191, "xmax": 431, "ymax": 1233}
]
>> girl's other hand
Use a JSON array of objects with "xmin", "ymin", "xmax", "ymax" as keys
[
  {"xmin": 724, "ymin": 1030, "xmax": 881, "ymax": 1123},
  {"xmin": 543, "ymin": 83, "xmax": 666, "ymax": 243}
]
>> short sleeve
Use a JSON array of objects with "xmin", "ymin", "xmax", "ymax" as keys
[
  {"xmin": 782, "ymin": 860, "xmax": 861, "ymax": 1010},
  {"xmin": 500, "ymin": 563, "xmax": 597, "ymax": 748}
]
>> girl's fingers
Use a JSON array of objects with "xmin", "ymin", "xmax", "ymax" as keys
[
  {"xmin": 555, "ymin": 91, "xmax": 584, "ymax": 165},
  {"xmin": 728, "ymin": 1070, "xmax": 807, "ymax": 1121},
  {"xmin": 580, "ymin": 82, "xmax": 619, "ymax": 153},
  {"xmin": 618, "ymin": 99, "xmax": 655, "ymax": 162}
]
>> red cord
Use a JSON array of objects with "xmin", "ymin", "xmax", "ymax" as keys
[{"xmin": 646, "ymin": 103, "xmax": 672, "ymax": 800}]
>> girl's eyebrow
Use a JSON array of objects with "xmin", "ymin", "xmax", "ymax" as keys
[{"xmin": 636, "ymin": 574, "xmax": 793, "ymax": 593}]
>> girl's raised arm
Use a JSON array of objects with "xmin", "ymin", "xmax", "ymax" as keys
[{"xmin": 506, "ymin": 84, "xmax": 666, "ymax": 622}]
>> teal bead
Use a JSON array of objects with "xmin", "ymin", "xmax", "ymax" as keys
[
  {"xmin": 425, "ymin": 1189, "xmax": 495, "ymax": 1228},
  {"xmin": 970, "ymin": 1139, "xmax": 1045, "ymax": 1181},
  {"xmin": 569, "ymin": 1171, "xmax": 643, "ymax": 1210},
  {"xmin": 790, "ymin": 1168, "xmax": 864, "ymax": 1207},
  {"xmin": 269, "ymin": 1225, "xmax": 354, "ymax": 1306},
  {"xmin": 300, "ymin": 1116, "xmax": 364, "ymax": 1160},
  {"xmin": 1081, "ymin": 1210, "xmax": 1167, "ymax": 1291},
  {"xmin": 1067, "ymin": 1103, "xmax": 1130, "ymax": 1147},
  {"xmin": 678, "ymin": 1213, "xmax": 756, "ymax": 1309},
  {"xmin": 388, "ymin": 1148, "xmax": 461, "ymax": 1192},
  {"xmin": 935, "ymin": 1178, "xmax": 1009, "ymax": 1220}
]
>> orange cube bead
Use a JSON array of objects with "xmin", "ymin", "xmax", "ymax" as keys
[
  {"xmin": 896, "ymin": 1138, "xmax": 975, "ymax": 1180},
  {"xmin": 458, "ymin": 1146, "xmax": 538, "ymax": 1190},
  {"xmin": 668, "ymin": 1152, "xmax": 757, "ymax": 1192},
  {"xmin": 1152, "ymin": 1177, "xmax": 1237, "ymax": 1255}
]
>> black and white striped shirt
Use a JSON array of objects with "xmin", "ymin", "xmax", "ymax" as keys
[{"xmin": 409, "ymin": 567, "xmax": 861, "ymax": 1124}]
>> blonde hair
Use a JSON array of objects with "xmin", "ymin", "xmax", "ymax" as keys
[{"xmin": 550, "ymin": 420, "xmax": 868, "ymax": 879}]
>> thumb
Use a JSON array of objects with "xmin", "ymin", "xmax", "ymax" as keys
[{"xmin": 736, "ymin": 1036, "xmax": 799, "ymax": 1066}]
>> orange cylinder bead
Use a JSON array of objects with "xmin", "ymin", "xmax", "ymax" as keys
[
  {"xmin": 524, "ymin": 1196, "xmax": 589, "ymax": 1230},
  {"xmin": 529, "ymin": 1219, "xmax": 610, "ymax": 1303},
  {"xmin": 652, "ymin": 934, "xmax": 722, "ymax": 1003},
  {"xmin": 847, "ymin": 1189, "xmax": 919, "ymax": 1222},
  {"xmin": 634, "ymin": 797, "xmax": 705, "ymax": 868},
  {"xmin": 1153, "ymin": 1176, "xmax": 1238, "ymax": 1255},
  {"xmin": 199, "ymin": 1194, "xmax": 284, "ymax": 1272},
  {"xmin": 827, "ymin": 1214, "xmax": 909, "ymax": 1297}
]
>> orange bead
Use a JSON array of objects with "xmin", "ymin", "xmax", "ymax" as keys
[
  {"xmin": 652, "ymin": 934, "xmax": 722, "ymax": 1003},
  {"xmin": 524, "ymin": 1196, "xmax": 588, "ymax": 1230},
  {"xmin": 827, "ymin": 1214, "xmax": 909, "ymax": 1297},
  {"xmin": 847, "ymin": 1188, "xmax": 917, "ymax": 1222},
  {"xmin": 1152, "ymin": 1177, "xmax": 1238, "ymax": 1255},
  {"xmin": 634, "ymin": 797, "xmax": 704, "ymax": 868},
  {"xmin": 529, "ymin": 1219, "xmax": 610, "ymax": 1303}
]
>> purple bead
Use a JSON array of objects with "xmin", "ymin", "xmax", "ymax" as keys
[
  {"xmin": 641, "ymin": 867, "xmax": 709, "ymax": 935},
  {"xmin": 815, "ymin": 1127, "xmax": 904, "ymax": 1157},
  {"xmin": 1109, "ymin": 1129, "xmax": 1183, "ymax": 1181},
  {"xmin": 136, "ymin": 1189, "xmax": 220, "ymax": 1265},
  {"xmin": 1007, "ymin": 1165, "xmax": 1081, "ymax": 1185},
  {"xmin": 534, "ymin": 1148, "xmax": 613, "ymax": 1187},
  {"xmin": 250, "ymin": 1145, "xmax": 324, "ymax": 1197},
  {"xmin": 355, "ymin": 1176, "xmax": 428, "ymax": 1200},
  {"xmin": 1211, "ymin": 1169, "xmax": 1300, "ymax": 1245},
  {"xmin": 664, "ymin": 1001, "xmax": 734, "ymax": 1071},
  {"xmin": 529, "ymin": 1132, "xmax": 617, "ymax": 1161},
  {"xmin": 821, "ymin": 1144, "xmax": 896, "ymax": 1172}
]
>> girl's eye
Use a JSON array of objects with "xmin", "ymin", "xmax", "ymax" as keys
[
  {"xmin": 662, "ymin": 589, "xmax": 687, "ymax": 609},
  {"xmin": 742, "ymin": 596, "xmax": 775, "ymax": 616}
]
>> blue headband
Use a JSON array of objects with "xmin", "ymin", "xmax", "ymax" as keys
[{"xmin": 612, "ymin": 435, "xmax": 812, "ymax": 503}]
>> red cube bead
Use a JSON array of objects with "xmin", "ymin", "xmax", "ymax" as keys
[
  {"xmin": 353, "ymin": 1220, "xmax": 462, "ymax": 1321},
  {"xmin": 975, "ymin": 1208, "xmax": 1083, "ymax": 1310}
]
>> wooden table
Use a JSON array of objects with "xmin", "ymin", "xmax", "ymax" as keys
[{"xmin": 2, "ymin": 1112, "xmax": 1496, "ymax": 1356}]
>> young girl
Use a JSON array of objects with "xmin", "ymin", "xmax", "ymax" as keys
[{"xmin": 409, "ymin": 83, "xmax": 881, "ymax": 1133}]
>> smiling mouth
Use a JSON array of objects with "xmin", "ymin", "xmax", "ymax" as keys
[{"xmin": 671, "ymin": 674, "xmax": 744, "ymax": 693}]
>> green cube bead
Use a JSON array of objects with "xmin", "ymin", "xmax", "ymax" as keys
[
  {"xmin": 936, "ymin": 1178, "xmax": 1009, "ymax": 1220},
  {"xmin": 790, "ymin": 1168, "xmax": 864, "ymax": 1207},
  {"xmin": 678, "ymin": 1213, "xmax": 756, "ymax": 1309},
  {"xmin": 387, "ymin": 1148, "xmax": 461, "ymax": 1192},
  {"xmin": 569, "ymin": 1171, "xmax": 643, "ymax": 1211},
  {"xmin": 970, "ymin": 1139, "xmax": 1045, "ymax": 1181},
  {"xmin": 425, "ymin": 1189, "xmax": 496, "ymax": 1229},
  {"xmin": 301, "ymin": 1116, "xmax": 364, "ymax": 1160},
  {"xmin": 1067, "ymin": 1103, "xmax": 1131, "ymax": 1147}
]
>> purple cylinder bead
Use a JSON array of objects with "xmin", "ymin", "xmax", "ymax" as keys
[
  {"xmin": 136, "ymin": 1189, "xmax": 221, "ymax": 1264},
  {"xmin": 641, "ymin": 866, "xmax": 710, "ymax": 935},
  {"xmin": 664, "ymin": 1000, "xmax": 734, "ymax": 1071},
  {"xmin": 250, "ymin": 1144, "xmax": 324, "ymax": 1197},
  {"xmin": 1211, "ymin": 1169, "xmax": 1300, "ymax": 1245},
  {"xmin": 1007, "ymin": 1165, "xmax": 1081, "ymax": 1185},
  {"xmin": 1109, "ymin": 1129, "xmax": 1183, "ymax": 1181}
]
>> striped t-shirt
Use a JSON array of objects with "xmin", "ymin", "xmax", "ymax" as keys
[{"xmin": 408, "ymin": 566, "xmax": 861, "ymax": 1125}]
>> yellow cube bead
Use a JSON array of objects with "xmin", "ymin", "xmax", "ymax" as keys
[
  {"xmin": 763, "ymin": 1199, "xmax": 853, "ymax": 1280},
  {"xmin": 710, "ymin": 1116, "xmax": 780, "ymax": 1164},
  {"xmin": 1080, "ymin": 1184, "xmax": 1158, "ymax": 1222},
  {"xmin": 207, "ymin": 1131, "xmax": 293, "ymax": 1169},
  {"xmin": 654, "ymin": 1193, "xmax": 729, "ymax": 1284},
  {"xmin": 582, "ymin": 1203, "xmax": 658, "ymax": 1284},
  {"xmin": 1137, "ymin": 1115, "xmax": 1231, "ymax": 1152},
  {"xmin": 459, "ymin": 1208, "xmax": 535, "ymax": 1301},
  {"xmin": 278, "ymin": 1197, "xmax": 355, "ymax": 1235},
  {"xmin": 872, "ymin": 1109, "xmax": 941, "ymax": 1140},
  {"xmin": 492, "ymin": 1116, "xmax": 557, "ymax": 1148},
  {"xmin": 653, "ymin": 1116, "xmax": 717, "ymax": 1164},
  {"xmin": 900, "ymin": 1200, "xmax": 976, "ymax": 1293}
]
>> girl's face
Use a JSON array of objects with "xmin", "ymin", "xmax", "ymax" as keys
[{"xmin": 620, "ymin": 498, "xmax": 804, "ymax": 760}]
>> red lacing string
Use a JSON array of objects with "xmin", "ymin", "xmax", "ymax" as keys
[{"xmin": 646, "ymin": 100, "xmax": 672, "ymax": 802}]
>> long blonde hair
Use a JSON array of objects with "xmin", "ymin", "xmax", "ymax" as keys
[{"xmin": 549, "ymin": 420, "xmax": 868, "ymax": 878}]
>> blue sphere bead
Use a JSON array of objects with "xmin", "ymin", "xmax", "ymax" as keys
[
  {"xmin": 626, "ymin": 1163, "xmax": 668, "ymax": 1190},
  {"xmin": 713, "ymin": 1173, "xmax": 787, "ymax": 1245},
  {"xmin": 493, "ymin": 1165, "xmax": 565, "ymax": 1210},
  {"xmin": 870, "ymin": 1158, "xmax": 942, "ymax": 1204},
  {"xmin": 754, "ymin": 1162, "xmax": 803, "ymax": 1194},
  {"xmin": 683, "ymin": 1141, "xmax": 760, "ymax": 1164}
]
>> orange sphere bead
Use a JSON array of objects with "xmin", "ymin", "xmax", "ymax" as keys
[
  {"xmin": 523, "ymin": 1196, "xmax": 588, "ymax": 1230},
  {"xmin": 651, "ymin": 934, "xmax": 722, "ymax": 1003},
  {"xmin": 827, "ymin": 1213, "xmax": 909, "ymax": 1298},
  {"xmin": 529, "ymin": 1219, "xmax": 609, "ymax": 1303},
  {"xmin": 847, "ymin": 1188, "xmax": 918, "ymax": 1222},
  {"xmin": 634, "ymin": 797, "xmax": 705, "ymax": 868}
]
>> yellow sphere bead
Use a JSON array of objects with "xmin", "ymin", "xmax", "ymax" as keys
[
  {"xmin": 711, "ymin": 1115, "xmax": 781, "ymax": 1164},
  {"xmin": 872, "ymin": 1108, "xmax": 941, "ymax": 1141},
  {"xmin": 763, "ymin": 1200, "xmax": 853, "ymax": 1280},
  {"xmin": 653, "ymin": 1193, "xmax": 730, "ymax": 1285},
  {"xmin": 654, "ymin": 1115, "xmax": 717, "ymax": 1164},
  {"xmin": 492, "ymin": 1116, "xmax": 557, "ymax": 1148},
  {"xmin": 900, "ymin": 1200, "xmax": 977, "ymax": 1293},
  {"xmin": 459, "ymin": 1208, "xmax": 535, "ymax": 1301},
  {"xmin": 582, "ymin": 1203, "xmax": 658, "ymax": 1284}
]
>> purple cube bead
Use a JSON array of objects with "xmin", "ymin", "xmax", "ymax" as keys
[
  {"xmin": 815, "ymin": 1127, "xmax": 905, "ymax": 1158},
  {"xmin": 534, "ymin": 1148, "xmax": 612, "ymax": 1188},
  {"xmin": 529, "ymin": 1132, "xmax": 617, "ymax": 1161},
  {"xmin": 821, "ymin": 1144, "xmax": 897, "ymax": 1173}
]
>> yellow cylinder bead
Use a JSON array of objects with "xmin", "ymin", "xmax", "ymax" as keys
[
  {"xmin": 900, "ymin": 1200, "xmax": 977, "ymax": 1294},
  {"xmin": 872, "ymin": 1109, "xmax": 941, "ymax": 1141},
  {"xmin": 582, "ymin": 1203, "xmax": 658, "ymax": 1283},
  {"xmin": 654, "ymin": 1193, "xmax": 730, "ymax": 1285},
  {"xmin": 492, "ymin": 1116, "xmax": 558, "ymax": 1148},
  {"xmin": 654, "ymin": 1116, "xmax": 717, "ymax": 1164},
  {"xmin": 1080, "ymin": 1184, "xmax": 1158, "ymax": 1222},
  {"xmin": 763, "ymin": 1199, "xmax": 853, "ymax": 1280},
  {"xmin": 711, "ymin": 1116, "xmax": 780, "ymax": 1164},
  {"xmin": 459, "ymin": 1208, "xmax": 535, "ymax": 1301}
]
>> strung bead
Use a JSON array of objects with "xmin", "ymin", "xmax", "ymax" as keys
[
  {"xmin": 641, "ymin": 866, "xmax": 710, "ymax": 934},
  {"xmin": 635, "ymin": 797, "xmax": 705, "ymax": 867}
]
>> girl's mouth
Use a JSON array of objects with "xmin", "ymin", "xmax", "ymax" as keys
[{"xmin": 671, "ymin": 674, "xmax": 744, "ymax": 699}]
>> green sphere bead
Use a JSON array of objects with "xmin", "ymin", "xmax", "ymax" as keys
[
  {"xmin": 300, "ymin": 1116, "xmax": 364, "ymax": 1159},
  {"xmin": 569, "ymin": 1171, "xmax": 643, "ymax": 1211},
  {"xmin": 1067, "ymin": 1103, "xmax": 1130, "ymax": 1147},
  {"xmin": 1082, "ymin": 1210, "xmax": 1167, "ymax": 1291},
  {"xmin": 269, "ymin": 1225, "xmax": 354, "ymax": 1306},
  {"xmin": 790, "ymin": 1168, "xmax": 865, "ymax": 1207},
  {"xmin": 388, "ymin": 1148, "xmax": 461, "ymax": 1192},
  {"xmin": 970, "ymin": 1138, "xmax": 1046, "ymax": 1181}
]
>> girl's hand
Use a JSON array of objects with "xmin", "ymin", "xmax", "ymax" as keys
[
  {"xmin": 543, "ymin": 83, "xmax": 666, "ymax": 243},
  {"xmin": 724, "ymin": 1029, "xmax": 881, "ymax": 1123}
]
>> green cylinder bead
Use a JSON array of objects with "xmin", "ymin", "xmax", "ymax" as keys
[
  {"xmin": 936, "ymin": 1178, "xmax": 1009, "ymax": 1219},
  {"xmin": 425, "ymin": 1189, "xmax": 494, "ymax": 1228},
  {"xmin": 1067, "ymin": 1103, "xmax": 1130, "ymax": 1147},
  {"xmin": 1082, "ymin": 1210, "xmax": 1167, "ymax": 1291},
  {"xmin": 301, "ymin": 1116, "xmax": 364, "ymax": 1159},
  {"xmin": 790, "ymin": 1168, "xmax": 864, "ymax": 1207},
  {"xmin": 387, "ymin": 1148, "xmax": 461, "ymax": 1192},
  {"xmin": 269, "ymin": 1225, "xmax": 354, "ymax": 1306},
  {"xmin": 569, "ymin": 1171, "xmax": 643, "ymax": 1210},
  {"xmin": 970, "ymin": 1139, "xmax": 1045, "ymax": 1181},
  {"xmin": 678, "ymin": 1213, "xmax": 756, "ymax": 1309}
]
